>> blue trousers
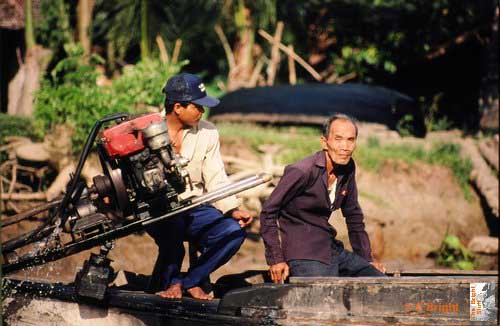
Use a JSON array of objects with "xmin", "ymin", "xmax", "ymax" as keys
[
  {"xmin": 146, "ymin": 205, "xmax": 246, "ymax": 291},
  {"xmin": 289, "ymin": 240, "xmax": 386, "ymax": 277}
]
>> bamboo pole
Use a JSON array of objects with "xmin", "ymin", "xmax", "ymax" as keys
[
  {"xmin": 258, "ymin": 29, "xmax": 322, "ymax": 81},
  {"xmin": 267, "ymin": 21, "xmax": 284, "ymax": 86},
  {"xmin": 155, "ymin": 35, "xmax": 169, "ymax": 64},
  {"xmin": 287, "ymin": 45, "xmax": 296, "ymax": 85},
  {"xmin": 172, "ymin": 39, "xmax": 183, "ymax": 64},
  {"xmin": 249, "ymin": 56, "xmax": 265, "ymax": 87},
  {"xmin": 214, "ymin": 24, "xmax": 236, "ymax": 71},
  {"xmin": 0, "ymin": 192, "xmax": 47, "ymax": 201}
]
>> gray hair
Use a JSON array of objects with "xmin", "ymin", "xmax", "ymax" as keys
[{"xmin": 322, "ymin": 113, "xmax": 359, "ymax": 137}]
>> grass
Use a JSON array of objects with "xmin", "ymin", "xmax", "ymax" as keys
[
  {"xmin": 217, "ymin": 124, "xmax": 473, "ymax": 200},
  {"xmin": 354, "ymin": 137, "xmax": 427, "ymax": 170},
  {"xmin": 217, "ymin": 123, "xmax": 321, "ymax": 164}
]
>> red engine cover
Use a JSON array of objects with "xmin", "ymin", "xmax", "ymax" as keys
[{"xmin": 102, "ymin": 112, "xmax": 164, "ymax": 157}]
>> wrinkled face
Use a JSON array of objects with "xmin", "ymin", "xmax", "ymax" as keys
[
  {"xmin": 320, "ymin": 119, "xmax": 357, "ymax": 165},
  {"xmin": 174, "ymin": 102, "xmax": 205, "ymax": 127}
]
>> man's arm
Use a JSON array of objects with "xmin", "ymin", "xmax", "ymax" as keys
[
  {"xmin": 260, "ymin": 166, "xmax": 307, "ymax": 266},
  {"xmin": 201, "ymin": 128, "xmax": 253, "ymax": 226},
  {"xmin": 341, "ymin": 173, "xmax": 374, "ymax": 262},
  {"xmin": 201, "ymin": 128, "xmax": 240, "ymax": 214}
]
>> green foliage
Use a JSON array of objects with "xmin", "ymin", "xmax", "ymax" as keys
[
  {"xmin": 433, "ymin": 234, "xmax": 476, "ymax": 270},
  {"xmin": 277, "ymin": 0, "xmax": 490, "ymax": 83},
  {"xmin": 355, "ymin": 138, "xmax": 426, "ymax": 170},
  {"xmin": 93, "ymin": 0, "xmax": 223, "ymax": 62},
  {"xmin": 331, "ymin": 46, "xmax": 396, "ymax": 81},
  {"xmin": 36, "ymin": 0, "xmax": 74, "ymax": 69},
  {"xmin": 0, "ymin": 114, "xmax": 40, "ymax": 145},
  {"xmin": 396, "ymin": 114, "xmax": 415, "ymax": 137},
  {"xmin": 34, "ymin": 43, "xmax": 185, "ymax": 153},
  {"xmin": 111, "ymin": 59, "xmax": 185, "ymax": 108},
  {"xmin": 0, "ymin": 114, "xmax": 40, "ymax": 162},
  {"xmin": 35, "ymin": 43, "xmax": 110, "ymax": 148},
  {"xmin": 422, "ymin": 93, "xmax": 454, "ymax": 131},
  {"xmin": 217, "ymin": 123, "xmax": 320, "ymax": 164},
  {"xmin": 37, "ymin": 0, "xmax": 72, "ymax": 52},
  {"xmin": 427, "ymin": 143, "xmax": 473, "ymax": 200}
]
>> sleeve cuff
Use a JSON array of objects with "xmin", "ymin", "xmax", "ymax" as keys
[{"xmin": 213, "ymin": 195, "xmax": 241, "ymax": 215}]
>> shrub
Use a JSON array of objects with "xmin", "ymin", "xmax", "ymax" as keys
[
  {"xmin": 433, "ymin": 234, "xmax": 476, "ymax": 270},
  {"xmin": 0, "ymin": 114, "xmax": 40, "ymax": 144},
  {"xmin": 0, "ymin": 114, "xmax": 41, "ymax": 162},
  {"xmin": 34, "ymin": 44, "xmax": 185, "ymax": 153}
]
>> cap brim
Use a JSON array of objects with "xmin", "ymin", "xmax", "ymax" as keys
[{"xmin": 192, "ymin": 95, "xmax": 220, "ymax": 108}]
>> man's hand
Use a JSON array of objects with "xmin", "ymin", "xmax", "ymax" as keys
[
  {"xmin": 370, "ymin": 261, "xmax": 386, "ymax": 273},
  {"xmin": 269, "ymin": 262, "xmax": 290, "ymax": 284},
  {"xmin": 231, "ymin": 209, "xmax": 253, "ymax": 228}
]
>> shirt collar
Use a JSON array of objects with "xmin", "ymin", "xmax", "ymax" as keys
[
  {"xmin": 314, "ymin": 151, "xmax": 326, "ymax": 168},
  {"xmin": 180, "ymin": 123, "xmax": 199, "ymax": 160}
]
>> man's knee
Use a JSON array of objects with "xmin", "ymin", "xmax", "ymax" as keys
[
  {"xmin": 338, "ymin": 251, "xmax": 386, "ymax": 277},
  {"xmin": 198, "ymin": 217, "xmax": 246, "ymax": 254},
  {"xmin": 217, "ymin": 218, "xmax": 246, "ymax": 250},
  {"xmin": 221, "ymin": 218, "xmax": 247, "ymax": 236}
]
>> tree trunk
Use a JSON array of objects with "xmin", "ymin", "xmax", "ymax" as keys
[
  {"xmin": 77, "ymin": 0, "xmax": 95, "ymax": 55},
  {"xmin": 8, "ymin": 0, "xmax": 51, "ymax": 117},
  {"xmin": 7, "ymin": 46, "xmax": 51, "ymax": 117},
  {"xmin": 140, "ymin": 0, "xmax": 150, "ymax": 60},
  {"xmin": 478, "ymin": 4, "xmax": 499, "ymax": 131},
  {"xmin": 24, "ymin": 0, "xmax": 35, "ymax": 51},
  {"xmin": 228, "ymin": 0, "xmax": 255, "ymax": 91}
]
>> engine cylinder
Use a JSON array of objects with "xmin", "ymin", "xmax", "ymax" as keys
[{"xmin": 142, "ymin": 121, "xmax": 170, "ymax": 151}]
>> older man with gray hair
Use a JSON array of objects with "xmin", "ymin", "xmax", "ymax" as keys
[{"xmin": 260, "ymin": 113, "xmax": 386, "ymax": 283}]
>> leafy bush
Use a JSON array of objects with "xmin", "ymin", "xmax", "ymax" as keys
[
  {"xmin": 396, "ymin": 114, "xmax": 416, "ymax": 137},
  {"xmin": 37, "ymin": 0, "xmax": 72, "ymax": 67},
  {"xmin": 331, "ymin": 46, "xmax": 396, "ymax": 82},
  {"xmin": 34, "ymin": 44, "xmax": 185, "ymax": 153},
  {"xmin": 111, "ymin": 59, "xmax": 186, "ymax": 108},
  {"xmin": 0, "ymin": 114, "xmax": 40, "ymax": 144},
  {"xmin": 433, "ymin": 234, "xmax": 476, "ymax": 270},
  {"xmin": 422, "ymin": 93, "xmax": 454, "ymax": 131},
  {"xmin": 0, "ymin": 114, "xmax": 41, "ymax": 162},
  {"xmin": 35, "ymin": 44, "xmax": 115, "ymax": 150}
]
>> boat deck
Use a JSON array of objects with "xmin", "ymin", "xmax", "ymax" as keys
[{"xmin": 3, "ymin": 270, "xmax": 498, "ymax": 325}]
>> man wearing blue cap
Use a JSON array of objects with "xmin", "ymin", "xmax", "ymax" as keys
[{"xmin": 147, "ymin": 73, "xmax": 252, "ymax": 300}]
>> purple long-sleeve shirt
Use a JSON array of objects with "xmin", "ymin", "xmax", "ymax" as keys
[{"xmin": 260, "ymin": 151, "xmax": 373, "ymax": 266}]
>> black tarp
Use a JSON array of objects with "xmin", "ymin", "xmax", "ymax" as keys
[{"xmin": 211, "ymin": 84, "xmax": 426, "ymax": 137}]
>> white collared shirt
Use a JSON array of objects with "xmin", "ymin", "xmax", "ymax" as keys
[
  {"xmin": 177, "ymin": 119, "xmax": 240, "ymax": 214},
  {"xmin": 328, "ymin": 179, "xmax": 337, "ymax": 205}
]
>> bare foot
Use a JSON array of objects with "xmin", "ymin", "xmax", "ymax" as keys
[
  {"xmin": 186, "ymin": 286, "xmax": 213, "ymax": 300},
  {"xmin": 157, "ymin": 283, "xmax": 182, "ymax": 299}
]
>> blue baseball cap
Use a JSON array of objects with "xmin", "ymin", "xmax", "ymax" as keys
[{"xmin": 162, "ymin": 73, "xmax": 220, "ymax": 108}]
